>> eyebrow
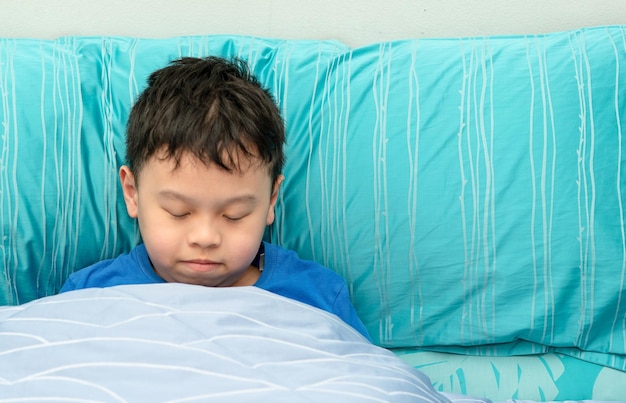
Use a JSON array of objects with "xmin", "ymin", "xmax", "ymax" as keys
[{"xmin": 157, "ymin": 190, "xmax": 258, "ymax": 205}]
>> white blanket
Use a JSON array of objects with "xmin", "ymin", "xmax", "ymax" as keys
[{"xmin": 1, "ymin": 283, "xmax": 466, "ymax": 402}]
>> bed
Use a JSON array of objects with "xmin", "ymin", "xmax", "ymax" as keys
[{"xmin": 1, "ymin": 25, "xmax": 626, "ymax": 401}]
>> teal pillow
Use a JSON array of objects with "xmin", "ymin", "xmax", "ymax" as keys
[
  {"xmin": 0, "ymin": 35, "xmax": 347, "ymax": 305},
  {"xmin": 268, "ymin": 26, "xmax": 626, "ymax": 369}
]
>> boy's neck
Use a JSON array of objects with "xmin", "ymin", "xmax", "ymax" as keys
[{"xmin": 252, "ymin": 243, "xmax": 265, "ymax": 271}]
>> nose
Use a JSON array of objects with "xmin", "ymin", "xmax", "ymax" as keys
[{"xmin": 188, "ymin": 218, "xmax": 221, "ymax": 248}]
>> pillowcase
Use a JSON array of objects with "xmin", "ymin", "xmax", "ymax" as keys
[
  {"xmin": 0, "ymin": 35, "xmax": 349, "ymax": 304},
  {"xmin": 267, "ymin": 26, "xmax": 626, "ymax": 369}
]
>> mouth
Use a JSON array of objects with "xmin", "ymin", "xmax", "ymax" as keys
[{"xmin": 181, "ymin": 259, "xmax": 222, "ymax": 273}]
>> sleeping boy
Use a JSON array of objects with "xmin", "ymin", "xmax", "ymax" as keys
[{"xmin": 60, "ymin": 56, "xmax": 370, "ymax": 340}]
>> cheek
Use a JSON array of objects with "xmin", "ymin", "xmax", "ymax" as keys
[
  {"xmin": 229, "ymin": 218, "xmax": 267, "ymax": 254},
  {"xmin": 141, "ymin": 230, "xmax": 182, "ymax": 274},
  {"xmin": 137, "ymin": 211, "xmax": 180, "ymax": 249},
  {"xmin": 141, "ymin": 229, "xmax": 172, "ymax": 256},
  {"xmin": 228, "ymin": 236, "xmax": 263, "ymax": 269}
]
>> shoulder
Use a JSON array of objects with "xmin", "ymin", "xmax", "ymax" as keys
[
  {"xmin": 257, "ymin": 242, "xmax": 371, "ymax": 341},
  {"xmin": 60, "ymin": 244, "xmax": 159, "ymax": 292},
  {"xmin": 262, "ymin": 243, "xmax": 342, "ymax": 278},
  {"xmin": 256, "ymin": 242, "xmax": 347, "ymax": 304}
]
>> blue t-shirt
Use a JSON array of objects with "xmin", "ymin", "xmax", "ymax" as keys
[{"xmin": 61, "ymin": 242, "xmax": 370, "ymax": 340}]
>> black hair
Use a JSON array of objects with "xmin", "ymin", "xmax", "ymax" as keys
[{"xmin": 125, "ymin": 56, "xmax": 285, "ymax": 184}]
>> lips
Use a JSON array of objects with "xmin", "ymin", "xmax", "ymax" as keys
[{"xmin": 182, "ymin": 259, "xmax": 222, "ymax": 273}]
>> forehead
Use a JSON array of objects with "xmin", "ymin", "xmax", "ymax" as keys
[
  {"xmin": 137, "ymin": 148, "xmax": 272, "ymax": 186},
  {"xmin": 144, "ymin": 146, "xmax": 266, "ymax": 172}
]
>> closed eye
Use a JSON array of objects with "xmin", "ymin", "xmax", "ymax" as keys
[
  {"xmin": 166, "ymin": 209, "xmax": 189, "ymax": 219},
  {"xmin": 223, "ymin": 214, "xmax": 248, "ymax": 222}
]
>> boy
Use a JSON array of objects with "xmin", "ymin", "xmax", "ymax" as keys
[{"xmin": 61, "ymin": 56, "xmax": 370, "ymax": 340}]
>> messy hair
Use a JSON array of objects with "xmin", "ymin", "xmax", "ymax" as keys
[{"xmin": 125, "ymin": 56, "xmax": 285, "ymax": 184}]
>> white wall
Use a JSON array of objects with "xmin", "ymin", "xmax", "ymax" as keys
[{"xmin": 1, "ymin": 0, "xmax": 625, "ymax": 47}]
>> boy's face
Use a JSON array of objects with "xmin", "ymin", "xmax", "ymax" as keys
[{"xmin": 120, "ymin": 149, "xmax": 282, "ymax": 287}]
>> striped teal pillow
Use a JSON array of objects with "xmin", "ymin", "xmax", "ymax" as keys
[{"xmin": 268, "ymin": 26, "xmax": 626, "ymax": 370}]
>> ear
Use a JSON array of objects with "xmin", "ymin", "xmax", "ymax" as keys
[
  {"xmin": 266, "ymin": 175, "xmax": 284, "ymax": 226},
  {"xmin": 120, "ymin": 165, "xmax": 139, "ymax": 218}
]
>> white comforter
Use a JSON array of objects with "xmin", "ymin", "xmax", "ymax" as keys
[{"xmin": 0, "ymin": 283, "xmax": 483, "ymax": 402}]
